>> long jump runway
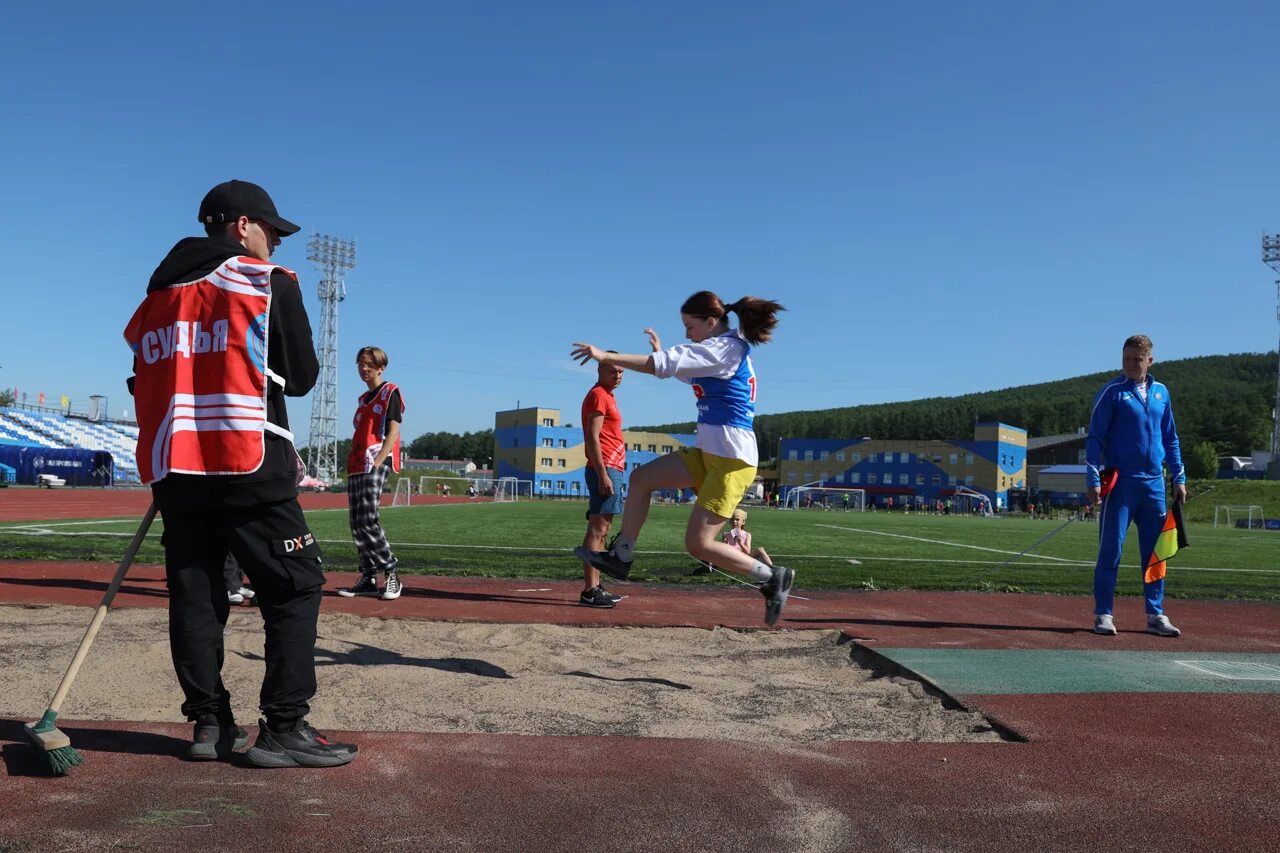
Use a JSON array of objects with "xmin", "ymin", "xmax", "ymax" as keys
[{"xmin": 1, "ymin": 559, "xmax": 1277, "ymax": 852}]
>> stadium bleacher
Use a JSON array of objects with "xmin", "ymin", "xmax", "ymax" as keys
[{"xmin": 0, "ymin": 408, "xmax": 140, "ymax": 483}]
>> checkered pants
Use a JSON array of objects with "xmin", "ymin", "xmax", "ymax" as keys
[{"xmin": 348, "ymin": 464, "xmax": 396, "ymax": 574}]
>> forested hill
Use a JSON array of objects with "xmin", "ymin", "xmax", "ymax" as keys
[{"xmin": 634, "ymin": 352, "xmax": 1277, "ymax": 456}]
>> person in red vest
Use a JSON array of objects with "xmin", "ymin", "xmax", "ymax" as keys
[
  {"xmin": 125, "ymin": 180, "xmax": 356, "ymax": 769},
  {"xmin": 338, "ymin": 346, "xmax": 405, "ymax": 600}
]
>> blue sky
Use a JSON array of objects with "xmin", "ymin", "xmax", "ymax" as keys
[{"xmin": 2, "ymin": 1, "xmax": 1277, "ymax": 443}]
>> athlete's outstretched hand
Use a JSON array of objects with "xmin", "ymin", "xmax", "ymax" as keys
[
  {"xmin": 571, "ymin": 342, "xmax": 604, "ymax": 365},
  {"xmin": 644, "ymin": 327, "xmax": 661, "ymax": 352}
]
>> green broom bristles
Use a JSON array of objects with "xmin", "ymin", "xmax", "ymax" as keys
[{"xmin": 28, "ymin": 709, "xmax": 84, "ymax": 775}]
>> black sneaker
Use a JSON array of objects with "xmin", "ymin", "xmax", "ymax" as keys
[
  {"xmin": 573, "ymin": 546, "xmax": 633, "ymax": 581},
  {"xmin": 337, "ymin": 573, "xmax": 379, "ymax": 597},
  {"xmin": 381, "ymin": 569, "xmax": 403, "ymax": 601},
  {"xmin": 244, "ymin": 718, "xmax": 358, "ymax": 768},
  {"xmin": 189, "ymin": 715, "xmax": 249, "ymax": 761},
  {"xmin": 578, "ymin": 586, "xmax": 616, "ymax": 609},
  {"xmin": 595, "ymin": 585, "xmax": 624, "ymax": 603},
  {"xmin": 760, "ymin": 566, "xmax": 795, "ymax": 627}
]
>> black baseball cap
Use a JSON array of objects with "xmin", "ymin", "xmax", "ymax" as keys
[{"xmin": 198, "ymin": 180, "xmax": 301, "ymax": 236}]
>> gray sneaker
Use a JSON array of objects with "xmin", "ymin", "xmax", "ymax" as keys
[
  {"xmin": 1146, "ymin": 614, "xmax": 1181, "ymax": 637},
  {"xmin": 381, "ymin": 569, "xmax": 403, "ymax": 601},
  {"xmin": 1093, "ymin": 614, "xmax": 1117, "ymax": 635},
  {"xmin": 189, "ymin": 716, "xmax": 249, "ymax": 761},
  {"xmin": 761, "ymin": 566, "xmax": 794, "ymax": 626}
]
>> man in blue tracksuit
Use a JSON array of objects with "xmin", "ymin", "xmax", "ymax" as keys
[{"xmin": 1085, "ymin": 335, "xmax": 1187, "ymax": 637}]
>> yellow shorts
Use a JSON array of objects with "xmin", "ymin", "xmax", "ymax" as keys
[{"xmin": 676, "ymin": 447, "xmax": 757, "ymax": 519}]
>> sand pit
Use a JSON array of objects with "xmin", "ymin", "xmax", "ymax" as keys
[{"xmin": 1, "ymin": 603, "xmax": 1006, "ymax": 743}]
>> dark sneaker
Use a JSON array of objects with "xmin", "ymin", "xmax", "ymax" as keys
[
  {"xmin": 381, "ymin": 569, "xmax": 403, "ymax": 601},
  {"xmin": 573, "ymin": 546, "xmax": 633, "ymax": 581},
  {"xmin": 760, "ymin": 566, "xmax": 794, "ymax": 627},
  {"xmin": 244, "ymin": 718, "xmax": 358, "ymax": 768},
  {"xmin": 579, "ymin": 586, "xmax": 616, "ymax": 609},
  {"xmin": 337, "ymin": 573, "xmax": 379, "ymax": 598},
  {"xmin": 595, "ymin": 585, "xmax": 624, "ymax": 603},
  {"xmin": 189, "ymin": 716, "xmax": 249, "ymax": 761}
]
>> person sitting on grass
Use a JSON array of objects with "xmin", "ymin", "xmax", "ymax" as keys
[{"xmin": 723, "ymin": 508, "xmax": 772, "ymax": 567}]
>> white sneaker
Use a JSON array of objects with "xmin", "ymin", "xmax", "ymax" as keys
[
  {"xmin": 227, "ymin": 591, "xmax": 244, "ymax": 605},
  {"xmin": 380, "ymin": 569, "xmax": 403, "ymax": 601},
  {"xmin": 1146, "ymin": 614, "xmax": 1181, "ymax": 637},
  {"xmin": 1093, "ymin": 614, "xmax": 1117, "ymax": 635}
]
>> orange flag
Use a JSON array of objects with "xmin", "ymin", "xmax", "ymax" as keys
[{"xmin": 1145, "ymin": 502, "xmax": 1188, "ymax": 584}]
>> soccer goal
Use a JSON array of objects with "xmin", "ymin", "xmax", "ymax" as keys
[
  {"xmin": 1214, "ymin": 505, "xmax": 1264, "ymax": 529},
  {"xmin": 494, "ymin": 476, "xmax": 534, "ymax": 502},
  {"xmin": 784, "ymin": 485, "xmax": 866, "ymax": 512},
  {"xmin": 391, "ymin": 477, "xmax": 413, "ymax": 507}
]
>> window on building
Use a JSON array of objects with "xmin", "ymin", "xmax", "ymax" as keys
[
  {"xmin": 903, "ymin": 453, "xmax": 912, "ymax": 464},
  {"xmin": 540, "ymin": 480, "xmax": 551, "ymax": 490},
  {"xmin": 557, "ymin": 480, "xmax": 566, "ymax": 490},
  {"xmin": 932, "ymin": 454, "xmax": 942, "ymax": 463},
  {"xmin": 949, "ymin": 475, "xmax": 958, "ymax": 485},
  {"xmin": 542, "ymin": 418, "xmax": 554, "ymax": 427},
  {"xmin": 850, "ymin": 472, "xmax": 861, "ymax": 484},
  {"xmin": 632, "ymin": 462, "xmax": 641, "ymax": 470},
  {"xmin": 882, "ymin": 452, "xmax": 894, "ymax": 464},
  {"xmin": 932, "ymin": 474, "xmax": 941, "ymax": 485},
  {"xmin": 557, "ymin": 459, "xmax": 566, "ymax": 468},
  {"xmin": 868, "ymin": 473, "xmax": 878, "ymax": 484},
  {"xmin": 966, "ymin": 453, "xmax": 974, "ymax": 465},
  {"xmin": 836, "ymin": 451, "xmax": 845, "ymax": 462},
  {"xmin": 949, "ymin": 453, "xmax": 958, "ymax": 465},
  {"xmin": 542, "ymin": 438, "xmax": 552, "ymax": 447},
  {"xmin": 899, "ymin": 473, "xmax": 909, "ymax": 485},
  {"xmin": 804, "ymin": 450, "xmax": 814, "ymax": 461},
  {"xmin": 789, "ymin": 449, "xmax": 799, "ymax": 460},
  {"xmin": 916, "ymin": 473, "xmax": 925, "ymax": 485},
  {"xmin": 559, "ymin": 439, "xmax": 567, "ymax": 448},
  {"xmin": 965, "ymin": 475, "xmax": 974, "ymax": 486},
  {"xmin": 570, "ymin": 481, "xmax": 580, "ymax": 492},
  {"xmin": 633, "ymin": 443, "xmax": 642, "ymax": 451},
  {"xmin": 540, "ymin": 457, "xmax": 552, "ymax": 467},
  {"xmin": 851, "ymin": 452, "xmax": 861, "ymax": 463},
  {"xmin": 867, "ymin": 452, "xmax": 877, "ymax": 463},
  {"xmin": 647, "ymin": 444, "xmax": 656, "ymax": 453},
  {"xmin": 819, "ymin": 450, "xmax": 829, "ymax": 461},
  {"xmin": 787, "ymin": 472, "xmax": 797, "ymax": 482},
  {"xmin": 662, "ymin": 445, "xmax": 673, "ymax": 453}
]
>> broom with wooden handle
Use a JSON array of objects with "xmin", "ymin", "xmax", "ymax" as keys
[{"xmin": 25, "ymin": 501, "xmax": 158, "ymax": 774}]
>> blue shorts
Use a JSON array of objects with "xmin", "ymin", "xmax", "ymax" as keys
[{"xmin": 585, "ymin": 468, "xmax": 625, "ymax": 518}]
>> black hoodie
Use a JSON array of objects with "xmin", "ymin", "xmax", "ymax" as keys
[{"xmin": 130, "ymin": 236, "xmax": 319, "ymax": 509}]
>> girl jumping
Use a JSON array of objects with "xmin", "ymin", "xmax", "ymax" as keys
[{"xmin": 570, "ymin": 291, "xmax": 793, "ymax": 625}]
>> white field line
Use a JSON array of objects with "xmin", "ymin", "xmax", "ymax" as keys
[
  {"xmin": 815, "ymin": 523, "xmax": 1079, "ymax": 563},
  {"xmin": 4, "ymin": 524, "xmax": 1278, "ymax": 576}
]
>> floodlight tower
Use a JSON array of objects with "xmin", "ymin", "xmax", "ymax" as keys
[
  {"xmin": 305, "ymin": 233, "xmax": 355, "ymax": 484},
  {"xmin": 1262, "ymin": 234, "xmax": 1280, "ymax": 479}
]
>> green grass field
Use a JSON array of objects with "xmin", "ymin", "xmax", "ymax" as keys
[{"xmin": 2, "ymin": 499, "xmax": 1277, "ymax": 602}]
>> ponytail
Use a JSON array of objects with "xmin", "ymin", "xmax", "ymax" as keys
[{"xmin": 727, "ymin": 296, "xmax": 785, "ymax": 345}]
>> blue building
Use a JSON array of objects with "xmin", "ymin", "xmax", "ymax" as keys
[
  {"xmin": 493, "ymin": 407, "xmax": 695, "ymax": 497},
  {"xmin": 778, "ymin": 422, "xmax": 1027, "ymax": 509}
]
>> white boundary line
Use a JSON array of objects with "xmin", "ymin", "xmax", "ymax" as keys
[{"xmin": 815, "ymin": 523, "xmax": 1079, "ymax": 562}]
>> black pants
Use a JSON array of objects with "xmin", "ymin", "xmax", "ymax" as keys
[{"xmin": 161, "ymin": 499, "xmax": 324, "ymax": 728}]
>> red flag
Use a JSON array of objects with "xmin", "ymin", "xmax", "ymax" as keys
[{"xmin": 1099, "ymin": 467, "xmax": 1119, "ymax": 498}]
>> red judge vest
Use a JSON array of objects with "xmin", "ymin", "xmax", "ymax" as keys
[
  {"xmin": 347, "ymin": 382, "xmax": 404, "ymax": 475},
  {"xmin": 123, "ymin": 257, "xmax": 296, "ymax": 484}
]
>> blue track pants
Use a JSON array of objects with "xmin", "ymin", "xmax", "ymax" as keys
[{"xmin": 1093, "ymin": 476, "xmax": 1167, "ymax": 616}]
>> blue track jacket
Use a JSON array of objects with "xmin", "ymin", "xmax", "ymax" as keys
[{"xmin": 1085, "ymin": 374, "xmax": 1186, "ymax": 488}]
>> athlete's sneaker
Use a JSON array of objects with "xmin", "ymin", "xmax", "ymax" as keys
[
  {"xmin": 381, "ymin": 569, "xmax": 403, "ymax": 601},
  {"xmin": 760, "ymin": 566, "xmax": 794, "ymax": 626},
  {"xmin": 228, "ymin": 586, "xmax": 256, "ymax": 605},
  {"xmin": 595, "ymin": 585, "xmax": 624, "ymax": 603},
  {"xmin": 188, "ymin": 715, "xmax": 249, "ymax": 761},
  {"xmin": 337, "ymin": 573, "xmax": 379, "ymax": 598},
  {"xmin": 1093, "ymin": 614, "xmax": 1117, "ymax": 635},
  {"xmin": 578, "ymin": 586, "xmax": 616, "ymax": 609},
  {"xmin": 573, "ymin": 546, "xmax": 633, "ymax": 581},
  {"xmin": 1146, "ymin": 614, "xmax": 1181, "ymax": 637},
  {"xmin": 244, "ymin": 718, "xmax": 358, "ymax": 769}
]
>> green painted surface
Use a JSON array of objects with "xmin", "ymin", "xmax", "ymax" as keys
[{"xmin": 875, "ymin": 648, "xmax": 1280, "ymax": 695}]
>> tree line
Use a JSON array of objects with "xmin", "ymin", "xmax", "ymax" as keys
[{"xmin": 635, "ymin": 352, "xmax": 1277, "ymax": 463}]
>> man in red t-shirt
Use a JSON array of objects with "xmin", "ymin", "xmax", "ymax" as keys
[{"xmin": 579, "ymin": 358, "xmax": 628, "ymax": 608}]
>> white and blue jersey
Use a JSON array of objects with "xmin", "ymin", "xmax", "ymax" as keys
[{"xmin": 651, "ymin": 329, "xmax": 758, "ymax": 465}]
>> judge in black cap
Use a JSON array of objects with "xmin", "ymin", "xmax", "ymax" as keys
[{"xmin": 127, "ymin": 180, "xmax": 357, "ymax": 768}]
